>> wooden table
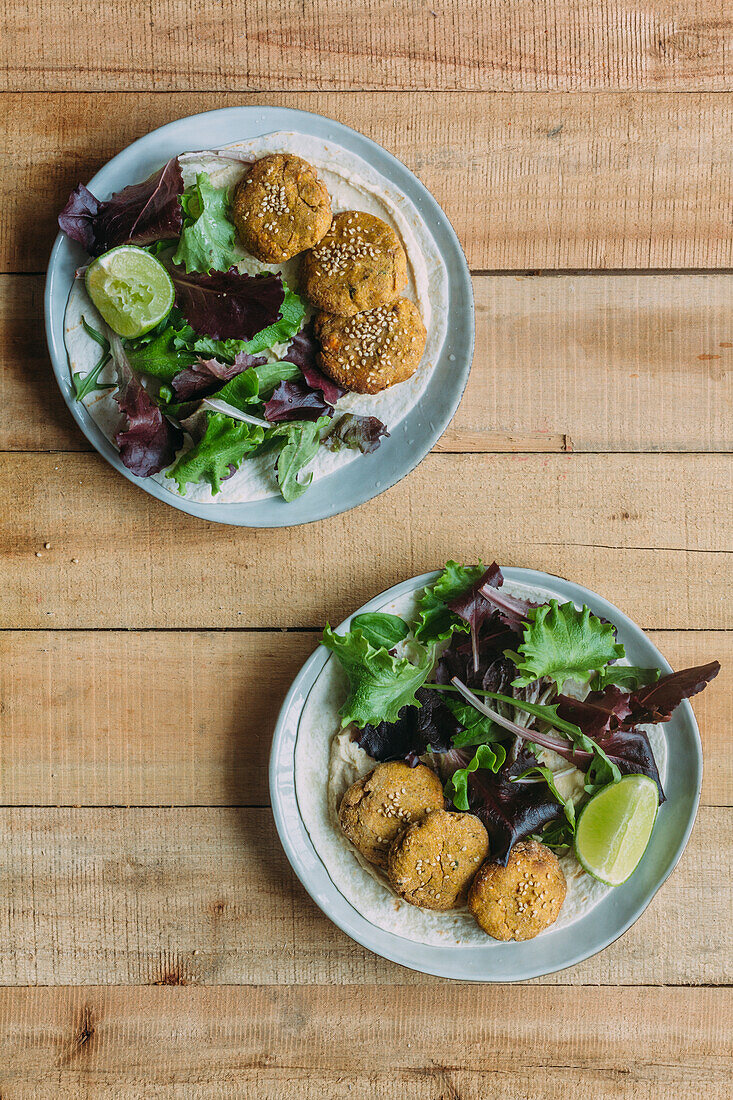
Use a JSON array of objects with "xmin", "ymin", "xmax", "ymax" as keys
[{"xmin": 1, "ymin": 3, "xmax": 731, "ymax": 1095}]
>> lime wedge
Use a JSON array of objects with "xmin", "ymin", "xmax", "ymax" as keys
[
  {"xmin": 85, "ymin": 245, "xmax": 174, "ymax": 338},
  {"xmin": 574, "ymin": 774, "xmax": 659, "ymax": 886}
]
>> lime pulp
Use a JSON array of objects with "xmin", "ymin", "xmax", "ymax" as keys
[
  {"xmin": 574, "ymin": 774, "xmax": 659, "ymax": 886},
  {"xmin": 85, "ymin": 245, "xmax": 174, "ymax": 338}
]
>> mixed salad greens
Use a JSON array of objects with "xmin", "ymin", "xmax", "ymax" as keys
[
  {"xmin": 322, "ymin": 561, "xmax": 719, "ymax": 868},
  {"xmin": 58, "ymin": 158, "xmax": 388, "ymax": 501}
]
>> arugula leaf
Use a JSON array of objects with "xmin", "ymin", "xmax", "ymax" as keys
[
  {"xmin": 413, "ymin": 561, "xmax": 485, "ymax": 645},
  {"xmin": 591, "ymin": 665, "xmax": 661, "ymax": 692},
  {"xmin": 445, "ymin": 743, "xmax": 507, "ymax": 811},
  {"xmin": 511, "ymin": 765, "xmax": 577, "ymax": 830},
  {"xmin": 508, "ymin": 601, "xmax": 626, "ymax": 691},
  {"xmin": 167, "ymin": 412, "xmax": 264, "ymax": 494},
  {"xmin": 321, "ymin": 625, "xmax": 434, "ymax": 728},
  {"xmin": 351, "ymin": 613, "xmax": 410, "ymax": 650},
  {"xmin": 268, "ymin": 416, "xmax": 329, "ymax": 502},
  {"xmin": 173, "ymin": 173, "xmax": 238, "ymax": 274},
  {"xmin": 72, "ymin": 318, "xmax": 113, "ymax": 399}
]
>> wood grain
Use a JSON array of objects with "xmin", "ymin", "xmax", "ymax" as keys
[
  {"xmin": 2, "ymin": 1, "xmax": 730, "ymax": 92},
  {"xmin": 4, "ymin": 93, "xmax": 733, "ymax": 272},
  {"xmin": 0, "ymin": 451, "xmax": 728, "ymax": 631},
  {"xmin": 0, "ymin": 985, "xmax": 730, "ymax": 1098},
  {"xmin": 0, "ymin": 807, "xmax": 729, "ymax": 987},
  {"xmin": 4, "ymin": 273, "xmax": 732, "ymax": 454},
  {"xmin": 0, "ymin": 630, "xmax": 728, "ymax": 808}
]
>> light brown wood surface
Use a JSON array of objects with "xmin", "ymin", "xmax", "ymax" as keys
[
  {"xmin": 0, "ymin": 1, "xmax": 731, "ymax": 1095},
  {"xmin": 3, "ymin": 93, "xmax": 733, "ymax": 271}
]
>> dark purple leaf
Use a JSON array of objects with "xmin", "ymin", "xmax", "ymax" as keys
[
  {"xmin": 357, "ymin": 687, "xmax": 461, "ymax": 762},
  {"xmin": 477, "ymin": 582, "xmax": 538, "ymax": 632},
  {"xmin": 323, "ymin": 413, "xmax": 390, "ymax": 455},
  {"xmin": 264, "ymin": 379, "xmax": 334, "ymax": 422},
  {"xmin": 170, "ymin": 351, "xmax": 266, "ymax": 401},
  {"xmin": 556, "ymin": 685, "xmax": 633, "ymax": 740},
  {"xmin": 448, "ymin": 562, "xmax": 504, "ymax": 672},
  {"xmin": 283, "ymin": 323, "xmax": 348, "ymax": 404},
  {"xmin": 171, "ymin": 266, "xmax": 285, "ymax": 340},
  {"xmin": 58, "ymin": 159, "xmax": 184, "ymax": 256},
  {"xmin": 593, "ymin": 727, "xmax": 665, "ymax": 799},
  {"xmin": 435, "ymin": 627, "xmax": 519, "ymax": 691},
  {"xmin": 627, "ymin": 662, "xmax": 721, "ymax": 725},
  {"xmin": 444, "ymin": 744, "xmax": 564, "ymax": 864},
  {"xmin": 108, "ymin": 333, "xmax": 183, "ymax": 477}
]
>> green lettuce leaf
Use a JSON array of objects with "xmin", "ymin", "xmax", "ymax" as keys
[
  {"xmin": 444, "ymin": 743, "xmax": 507, "ymax": 811},
  {"xmin": 511, "ymin": 765, "xmax": 577, "ymax": 829},
  {"xmin": 591, "ymin": 665, "xmax": 661, "ymax": 692},
  {"xmin": 167, "ymin": 412, "xmax": 264, "ymax": 494},
  {"xmin": 268, "ymin": 416, "xmax": 329, "ymax": 502},
  {"xmin": 413, "ymin": 561, "xmax": 485, "ymax": 644},
  {"xmin": 321, "ymin": 625, "xmax": 434, "ymax": 728},
  {"xmin": 443, "ymin": 694, "xmax": 506, "ymax": 748},
  {"xmin": 351, "ymin": 613, "xmax": 410, "ymax": 650},
  {"xmin": 185, "ymin": 287, "xmax": 306, "ymax": 362},
  {"xmin": 508, "ymin": 601, "xmax": 626, "ymax": 691},
  {"xmin": 173, "ymin": 173, "xmax": 238, "ymax": 274}
]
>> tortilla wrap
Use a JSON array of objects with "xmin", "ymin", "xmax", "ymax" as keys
[
  {"xmin": 63, "ymin": 131, "xmax": 448, "ymax": 503},
  {"xmin": 294, "ymin": 580, "xmax": 667, "ymax": 946}
]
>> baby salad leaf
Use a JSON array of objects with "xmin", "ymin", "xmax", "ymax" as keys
[
  {"xmin": 447, "ymin": 562, "xmax": 503, "ymax": 672},
  {"xmin": 445, "ymin": 743, "xmax": 507, "ymax": 811},
  {"xmin": 321, "ymin": 625, "xmax": 434, "ymax": 729},
  {"xmin": 264, "ymin": 379, "xmax": 334, "ymax": 423},
  {"xmin": 108, "ymin": 332, "xmax": 183, "ymax": 477},
  {"xmin": 126, "ymin": 325, "xmax": 197, "ymax": 381},
  {"xmin": 58, "ymin": 159, "xmax": 184, "ymax": 256},
  {"xmin": 281, "ymin": 322, "xmax": 347, "ymax": 404},
  {"xmin": 442, "ymin": 693, "xmax": 506, "ymax": 749},
  {"xmin": 351, "ymin": 613, "xmax": 410, "ymax": 650},
  {"xmin": 508, "ymin": 601, "xmax": 626, "ymax": 691},
  {"xmin": 171, "ymin": 266, "xmax": 284, "ymax": 341},
  {"xmin": 269, "ymin": 416, "xmax": 330, "ymax": 502},
  {"xmin": 173, "ymin": 173, "xmax": 238, "ymax": 274},
  {"xmin": 592, "ymin": 665, "xmax": 661, "ymax": 692},
  {"xmin": 322, "ymin": 413, "xmax": 389, "ymax": 455},
  {"xmin": 169, "ymin": 351, "xmax": 267, "ymax": 402},
  {"xmin": 511, "ymin": 765, "xmax": 577, "ymax": 830},
  {"xmin": 167, "ymin": 412, "xmax": 264, "ymax": 494},
  {"xmin": 413, "ymin": 561, "xmax": 487, "ymax": 645},
  {"xmin": 72, "ymin": 318, "xmax": 113, "ymax": 399},
  {"xmin": 627, "ymin": 661, "xmax": 721, "ymax": 725},
  {"xmin": 358, "ymin": 687, "xmax": 460, "ymax": 761}
]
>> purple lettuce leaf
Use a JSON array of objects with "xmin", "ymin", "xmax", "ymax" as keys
[
  {"xmin": 171, "ymin": 266, "xmax": 285, "ymax": 340},
  {"xmin": 477, "ymin": 582, "xmax": 539, "ymax": 632},
  {"xmin": 108, "ymin": 333, "xmax": 183, "ymax": 477},
  {"xmin": 357, "ymin": 687, "xmax": 462, "ymax": 762},
  {"xmin": 170, "ymin": 351, "xmax": 266, "ymax": 402},
  {"xmin": 322, "ymin": 413, "xmax": 390, "ymax": 455},
  {"xmin": 627, "ymin": 662, "xmax": 721, "ymax": 725},
  {"xmin": 556, "ymin": 685, "xmax": 633, "ymax": 740},
  {"xmin": 444, "ymin": 743, "xmax": 565, "ymax": 864},
  {"xmin": 448, "ymin": 562, "xmax": 504, "ymax": 671},
  {"xmin": 283, "ymin": 323, "xmax": 347, "ymax": 405},
  {"xmin": 264, "ymin": 379, "xmax": 334, "ymax": 422},
  {"xmin": 435, "ymin": 623, "xmax": 520, "ymax": 691},
  {"xmin": 58, "ymin": 159, "xmax": 184, "ymax": 256}
]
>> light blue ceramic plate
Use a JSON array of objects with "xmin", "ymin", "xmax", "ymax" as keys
[
  {"xmin": 45, "ymin": 106, "xmax": 474, "ymax": 527},
  {"xmin": 270, "ymin": 567, "xmax": 703, "ymax": 981}
]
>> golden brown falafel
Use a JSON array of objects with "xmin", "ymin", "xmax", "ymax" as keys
[
  {"xmin": 232, "ymin": 154, "xmax": 332, "ymax": 263},
  {"xmin": 468, "ymin": 839, "xmax": 567, "ymax": 941},
  {"xmin": 314, "ymin": 298, "xmax": 426, "ymax": 394},
  {"xmin": 338, "ymin": 762, "xmax": 445, "ymax": 869},
  {"xmin": 302, "ymin": 211, "xmax": 408, "ymax": 315},
  {"xmin": 387, "ymin": 809, "xmax": 489, "ymax": 911}
]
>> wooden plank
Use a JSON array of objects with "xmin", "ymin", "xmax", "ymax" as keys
[
  {"xmin": 0, "ymin": 987, "xmax": 729, "ymax": 1100},
  {"xmin": 0, "ymin": 986, "xmax": 728, "ymax": 1099},
  {"xmin": 0, "ymin": 807, "xmax": 729, "ymax": 987},
  {"xmin": 0, "ymin": 451, "xmax": 729, "ymax": 631},
  {"xmin": 0, "ymin": 630, "xmax": 728, "ymax": 809},
  {"xmin": 5, "ymin": 273, "xmax": 732, "ymax": 454},
  {"xmin": 3, "ymin": 92, "xmax": 733, "ymax": 272},
  {"xmin": 1, "ymin": 1, "xmax": 730, "ymax": 92}
]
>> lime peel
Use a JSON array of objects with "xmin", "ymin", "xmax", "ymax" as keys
[
  {"xmin": 574, "ymin": 774, "xmax": 659, "ymax": 887},
  {"xmin": 85, "ymin": 245, "xmax": 174, "ymax": 338}
]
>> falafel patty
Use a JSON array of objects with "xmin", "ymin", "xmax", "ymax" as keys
[
  {"xmin": 387, "ymin": 809, "xmax": 489, "ymax": 911},
  {"xmin": 232, "ymin": 154, "xmax": 332, "ymax": 263},
  {"xmin": 314, "ymin": 298, "xmax": 426, "ymax": 394},
  {"xmin": 338, "ymin": 762, "xmax": 444, "ymax": 869},
  {"xmin": 302, "ymin": 211, "xmax": 408, "ymax": 315},
  {"xmin": 468, "ymin": 839, "xmax": 567, "ymax": 941}
]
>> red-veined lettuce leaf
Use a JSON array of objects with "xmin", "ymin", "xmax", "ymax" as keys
[
  {"xmin": 108, "ymin": 333, "xmax": 183, "ymax": 476},
  {"xmin": 171, "ymin": 265, "xmax": 285, "ymax": 340}
]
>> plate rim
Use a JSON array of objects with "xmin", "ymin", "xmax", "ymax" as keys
[
  {"xmin": 44, "ymin": 104, "xmax": 475, "ymax": 528},
  {"xmin": 269, "ymin": 566, "xmax": 703, "ymax": 981}
]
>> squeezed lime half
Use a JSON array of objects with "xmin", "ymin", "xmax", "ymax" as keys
[
  {"xmin": 85, "ymin": 245, "xmax": 174, "ymax": 338},
  {"xmin": 574, "ymin": 774, "xmax": 659, "ymax": 886}
]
